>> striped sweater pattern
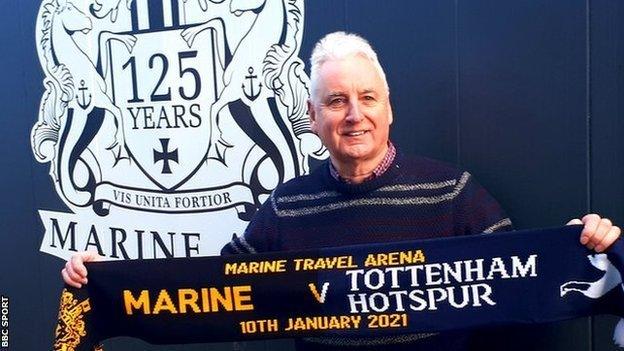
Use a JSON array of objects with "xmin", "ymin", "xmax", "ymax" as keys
[
  {"xmin": 221, "ymin": 152, "xmax": 512, "ymax": 350},
  {"xmin": 222, "ymin": 152, "xmax": 511, "ymax": 255}
]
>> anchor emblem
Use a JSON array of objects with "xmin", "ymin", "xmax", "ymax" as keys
[
  {"xmin": 76, "ymin": 80, "xmax": 92, "ymax": 110},
  {"xmin": 241, "ymin": 66, "xmax": 262, "ymax": 101}
]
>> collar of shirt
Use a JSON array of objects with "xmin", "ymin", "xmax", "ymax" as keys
[{"xmin": 328, "ymin": 142, "xmax": 396, "ymax": 184}]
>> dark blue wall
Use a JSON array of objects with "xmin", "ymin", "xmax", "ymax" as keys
[{"xmin": 1, "ymin": 0, "xmax": 622, "ymax": 350}]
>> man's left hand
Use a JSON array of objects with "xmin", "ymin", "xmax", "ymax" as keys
[{"xmin": 567, "ymin": 214, "xmax": 621, "ymax": 253}]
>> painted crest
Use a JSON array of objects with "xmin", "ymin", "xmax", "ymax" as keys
[{"xmin": 31, "ymin": 0, "xmax": 326, "ymax": 260}]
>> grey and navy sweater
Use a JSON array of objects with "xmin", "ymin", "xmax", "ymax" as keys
[
  {"xmin": 222, "ymin": 152, "xmax": 512, "ymax": 255},
  {"xmin": 221, "ymin": 152, "xmax": 512, "ymax": 350}
]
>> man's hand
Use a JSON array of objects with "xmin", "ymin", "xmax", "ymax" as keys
[
  {"xmin": 567, "ymin": 214, "xmax": 621, "ymax": 253},
  {"xmin": 61, "ymin": 251, "xmax": 102, "ymax": 288}
]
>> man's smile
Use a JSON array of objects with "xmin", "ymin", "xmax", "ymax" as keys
[{"xmin": 342, "ymin": 130, "xmax": 369, "ymax": 137}]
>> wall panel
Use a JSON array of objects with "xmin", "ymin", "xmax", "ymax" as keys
[{"xmin": 1, "ymin": 1, "xmax": 622, "ymax": 350}]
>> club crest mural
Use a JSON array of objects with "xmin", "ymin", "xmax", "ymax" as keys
[{"xmin": 31, "ymin": 0, "xmax": 326, "ymax": 260}]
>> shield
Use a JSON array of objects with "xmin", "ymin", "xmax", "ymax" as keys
[{"xmin": 108, "ymin": 28, "xmax": 218, "ymax": 190}]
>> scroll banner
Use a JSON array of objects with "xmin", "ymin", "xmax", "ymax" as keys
[
  {"xmin": 53, "ymin": 226, "xmax": 624, "ymax": 350},
  {"xmin": 93, "ymin": 182, "xmax": 254, "ymax": 213}
]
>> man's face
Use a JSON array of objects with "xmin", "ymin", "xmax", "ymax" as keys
[{"xmin": 308, "ymin": 55, "xmax": 393, "ymax": 168}]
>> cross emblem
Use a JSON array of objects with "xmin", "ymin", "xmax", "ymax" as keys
[{"xmin": 153, "ymin": 138, "xmax": 178, "ymax": 174}]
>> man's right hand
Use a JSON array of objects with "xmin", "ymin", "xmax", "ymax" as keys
[{"xmin": 61, "ymin": 251, "xmax": 102, "ymax": 288}]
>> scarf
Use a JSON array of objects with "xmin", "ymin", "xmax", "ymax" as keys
[{"xmin": 53, "ymin": 225, "xmax": 624, "ymax": 350}]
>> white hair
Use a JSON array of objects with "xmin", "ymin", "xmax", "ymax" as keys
[{"xmin": 309, "ymin": 31, "xmax": 389, "ymax": 103}]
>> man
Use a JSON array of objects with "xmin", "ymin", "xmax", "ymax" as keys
[{"xmin": 62, "ymin": 32, "xmax": 621, "ymax": 349}]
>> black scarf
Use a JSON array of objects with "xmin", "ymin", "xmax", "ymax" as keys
[{"xmin": 53, "ymin": 226, "xmax": 624, "ymax": 350}]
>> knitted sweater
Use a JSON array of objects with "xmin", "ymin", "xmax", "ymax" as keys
[
  {"xmin": 221, "ymin": 152, "xmax": 511, "ymax": 350},
  {"xmin": 222, "ymin": 152, "xmax": 511, "ymax": 255}
]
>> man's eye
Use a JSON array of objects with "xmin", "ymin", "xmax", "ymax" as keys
[
  {"xmin": 362, "ymin": 96, "xmax": 377, "ymax": 105},
  {"xmin": 327, "ymin": 98, "xmax": 346, "ymax": 107}
]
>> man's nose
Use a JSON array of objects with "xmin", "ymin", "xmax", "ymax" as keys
[{"xmin": 345, "ymin": 100, "xmax": 364, "ymax": 123}]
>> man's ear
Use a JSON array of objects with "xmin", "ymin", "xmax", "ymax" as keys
[{"xmin": 308, "ymin": 99, "xmax": 318, "ymax": 133}]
